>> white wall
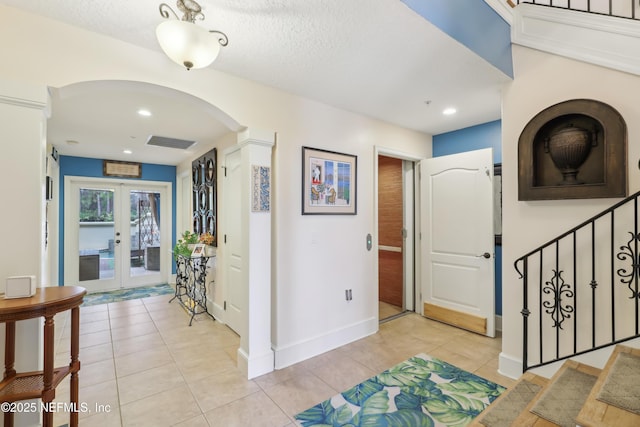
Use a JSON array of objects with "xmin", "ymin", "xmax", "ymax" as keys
[
  {"xmin": 0, "ymin": 79, "xmax": 49, "ymax": 427},
  {"xmin": 0, "ymin": 6, "xmax": 432, "ymax": 370},
  {"xmin": 500, "ymin": 44, "xmax": 640, "ymax": 378}
]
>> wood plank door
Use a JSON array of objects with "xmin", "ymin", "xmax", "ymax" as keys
[{"xmin": 378, "ymin": 156, "xmax": 404, "ymax": 310}]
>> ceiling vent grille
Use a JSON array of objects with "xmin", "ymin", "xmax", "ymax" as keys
[{"xmin": 146, "ymin": 135, "xmax": 196, "ymax": 150}]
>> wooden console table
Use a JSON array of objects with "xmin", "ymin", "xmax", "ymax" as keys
[{"xmin": 0, "ymin": 286, "xmax": 86, "ymax": 427}]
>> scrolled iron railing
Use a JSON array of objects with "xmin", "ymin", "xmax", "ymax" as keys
[
  {"xmin": 514, "ymin": 0, "xmax": 640, "ymax": 20},
  {"xmin": 514, "ymin": 190, "xmax": 640, "ymax": 371}
]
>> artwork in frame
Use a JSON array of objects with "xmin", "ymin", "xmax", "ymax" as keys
[
  {"xmin": 302, "ymin": 146, "xmax": 357, "ymax": 215},
  {"xmin": 191, "ymin": 243, "xmax": 205, "ymax": 257}
]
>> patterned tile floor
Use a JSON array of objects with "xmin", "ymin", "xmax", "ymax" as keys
[{"xmin": 48, "ymin": 293, "xmax": 515, "ymax": 426}]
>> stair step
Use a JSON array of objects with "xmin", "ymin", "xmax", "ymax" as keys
[
  {"xmin": 514, "ymin": 360, "xmax": 600, "ymax": 427},
  {"xmin": 576, "ymin": 345, "xmax": 640, "ymax": 427},
  {"xmin": 470, "ymin": 372, "xmax": 548, "ymax": 427}
]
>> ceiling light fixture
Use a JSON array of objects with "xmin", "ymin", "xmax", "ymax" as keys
[
  {"xmin": 443, "ymin": 107, "xmax": 457, "ymax": 116},
  {"xmin": 138, "ymin": 109, "xmax": 152, "ymax": 117},
  {"xmin": 156, "ymin": 0, "xmax": 229, "ymax": 71}
]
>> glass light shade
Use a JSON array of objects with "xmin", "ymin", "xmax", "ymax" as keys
[{"xmin": 156, "ymin": 20, "xmax": 221, "ymax": 70}]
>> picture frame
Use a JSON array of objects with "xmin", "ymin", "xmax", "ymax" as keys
[
  {"xmin": 302, "ymin": 146, "xmax": 357, "ymax": 215},
  {"xmin": 191, "ymin": 243, "xmax": 205, "ymax": 257},
  {"xmin": 103, "ymin": 160, "xmax": 142, "ymax": 178}
]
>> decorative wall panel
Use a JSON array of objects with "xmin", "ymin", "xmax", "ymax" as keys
[{"xmin": 192, "ymin": 148, "xmax": 217, "ymax": 246}]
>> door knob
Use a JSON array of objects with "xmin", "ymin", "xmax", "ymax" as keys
[
  {"xmin": 477, "ymin": 252, "xmax": 491, "ymax": 259},
  {"xmin": 115, "ymin": 240, "xmax": 121, "ymax": 244}
]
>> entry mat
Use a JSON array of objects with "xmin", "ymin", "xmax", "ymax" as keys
[{"xmin": 81, "ymin": 283, "xmax": 174, "ymax": 306}]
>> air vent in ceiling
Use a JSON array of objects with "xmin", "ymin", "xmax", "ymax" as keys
[{"xmin": 146, "ymin": 135, "xmax": 196, "ymax": 150}]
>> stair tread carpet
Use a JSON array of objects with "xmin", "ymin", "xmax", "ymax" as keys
[
  {"xmin": 529, "ymin": 361, "xmax": 598, "ymax": 427},
  {"xmin": 577, "ymin": 345, "xmax": 640, "ymax": 427},
  {"xmin": 596, "ymin": 351, "xmax": 640, "ymax": 414},
  {"xmin": 473, "ymin": 372, "xmax": 547, "ymax": 427}
]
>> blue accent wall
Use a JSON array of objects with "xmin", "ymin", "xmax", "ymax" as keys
[
  {"xmin": 401, "ymin": 0, "xmax": 513, "ymax": 78},
  {"xmin": 58, "ymin": 156, "xmax": 177, "ymax": 284},
  {"xmin": 433, "ymin": 120, "xmax": 503, "ymax": 315}
]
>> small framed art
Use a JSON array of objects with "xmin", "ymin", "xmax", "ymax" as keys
[
  {"xmin": 191, "ymin": 243, "xmax": 205, "ymax": 257},
  {"xmin": 302, "ymin": 146, "xmax": 357, "ymax": 215}
]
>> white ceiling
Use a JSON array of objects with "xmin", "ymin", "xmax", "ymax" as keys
[{"xmin": 0, "ymin": 0, "xmax": 512, "ymax": 165}]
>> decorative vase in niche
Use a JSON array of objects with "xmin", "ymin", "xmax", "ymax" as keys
[{"xmin": 545, "ymin": 125, "xmax": 596, "ymax": 185}]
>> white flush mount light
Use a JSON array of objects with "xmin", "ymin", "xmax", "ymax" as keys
[
  {"xmin": 123, "ymin": 149, "xmax": 133, "ymax": 154},
  {"xmin": 156, "ymin": 0, "xmax": 229, "ymax": 71},
  {"xmin": 443, "ymin": 107, "xmax": 457, "ymax": 116},
  {"xmin": 138, "ymin": 109, "xmax": 152, "ymax": 117}
]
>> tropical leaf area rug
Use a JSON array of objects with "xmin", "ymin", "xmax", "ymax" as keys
[
  {"xmin": 295, "ymin": 353, "xmax": 505, "ymax": 427},
  {"xmin": 81, "ymin": 283, "xmax": 174, "ymax": 306}
]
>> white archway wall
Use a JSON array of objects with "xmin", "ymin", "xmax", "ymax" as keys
[
  {"xmin": 0, "ymin": 6, "xmax": 432, "ymax": 369},
  {"xmin": 500, "ymin": 45, "xmax": 640, "ymax": 378}
]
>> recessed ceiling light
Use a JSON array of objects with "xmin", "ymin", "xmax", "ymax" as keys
[
  {"xmin": 138, "ymin": 109, "xmax": 152, "ymax": 117},
  {"xmin": 123, "ymin": 149, "xmax": 133, "ymax": 154},
  {"xmin": 443, "ymin": 107, "xmax": 457, "ymax": 116}
]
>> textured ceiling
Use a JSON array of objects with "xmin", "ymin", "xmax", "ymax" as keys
[{"xmin": 0, "ymin": 0, "xmax": 512, "ymax": 165}]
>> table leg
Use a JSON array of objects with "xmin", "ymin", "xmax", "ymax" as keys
[
  {"xmin": 3, "ymin": 321, "xmax": 15, "ymax": 380},
  {"xmin": 70, "ymin": 307, "xmax": 80, "ymax": 427},
  {"xmin": 3, "ymin": 321, "xmax": 15, "ymax": 427},
  {"xmin": 42, "ymin": 315, "xmax": 54, "ymax": 427}
]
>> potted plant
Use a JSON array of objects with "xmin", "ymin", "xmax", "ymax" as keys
[{"xmin": 173, "ymin": 230, "xmax": 199, "ymax": 259}]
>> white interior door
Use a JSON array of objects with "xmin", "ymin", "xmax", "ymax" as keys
[
  {"xmin": 224, "ymin": 148, "xmax": 243, "ymax": 334},
  {"xmin": 420, "ymin": 148, "xmax": 495, "ymax": 337},
  {"xmin": 65, "ymin": 177, "xmax": 170, "ymax": 293}
]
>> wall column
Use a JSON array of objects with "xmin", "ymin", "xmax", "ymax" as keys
[
  {"xmin": 236, "ymin": 128, "xmax": 275, "ymax": 379},
  {"xmin": 0, "ymin": 79, "xmax": 49, "ymax": 426}
]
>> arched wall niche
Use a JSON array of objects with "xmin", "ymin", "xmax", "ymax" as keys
[{"xmin": 518, "ymin": 99, "xmax": 627, "ymax": 200}]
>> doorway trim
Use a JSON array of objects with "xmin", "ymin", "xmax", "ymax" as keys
[{"xmin": 374, "ymin": 146, "xmax": 423, "ymax": 318}]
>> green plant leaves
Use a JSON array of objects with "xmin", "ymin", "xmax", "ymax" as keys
[{"xmin": 294, "ymin": 354, "xmax": 504, "ymax": 427}]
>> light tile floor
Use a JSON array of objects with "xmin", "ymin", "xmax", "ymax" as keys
[{"xmin": 49, "ymin": 294, "xmax": 516, "ymax": 427}]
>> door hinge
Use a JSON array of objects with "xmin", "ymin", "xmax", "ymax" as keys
[
  {"xmin": 222, "ymin": 166, "xmax": 227, "ymax": 177},
  {"xmin": 224, "ymin": 301, "xmax": 226, "ymax": 310},
  {"xmin": 402, "ymin": 228, "xmax": 407, "ymax": 239},
  {"xmin": 224, "ymin": 234, "xmax": 227, "ymax": 244}
]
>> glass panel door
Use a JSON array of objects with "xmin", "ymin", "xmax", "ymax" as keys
[
  {"xmin": 73, "ymin": 183, "xmax": 121, "ymax": 292},
  {"xmin": 66, "ymin": 178, "xmax": 169, "ymax": 292},
  {"xmin": 127, "ymin": 189, "xmax": 162, "ymax": 283}
]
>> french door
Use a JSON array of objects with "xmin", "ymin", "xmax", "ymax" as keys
[{"xmin": 64, "ymin": 177, "xmax": 171, "ymax": 293}]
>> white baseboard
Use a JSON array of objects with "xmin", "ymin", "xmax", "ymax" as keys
[
  {"xmin": 498, "ymin": 352, "xmax": 523, "ymax": 380},
  {"xmin": 206, "ymin": 296, "xmax": 225, "ymax": 323},
  {"xmin": 238, "ymin": 347, "xmax": 275, "ymax": 380},
  {"xmin": 274, "ymin": 317, "xmax": 378, "ymax": 369}
]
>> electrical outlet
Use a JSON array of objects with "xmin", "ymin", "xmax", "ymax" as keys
[{"xmin": 345, "ymin": 289, "xmax": 353, "ymax": 301}]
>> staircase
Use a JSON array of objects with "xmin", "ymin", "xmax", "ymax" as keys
[{"xmin": 471, "ymin": 345, "xmax": 640, "ymax": 427}]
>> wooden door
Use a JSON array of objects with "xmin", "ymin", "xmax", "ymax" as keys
[{"xmin": 378, "ymin": 156, "xmax": 404, "ymax": 308}]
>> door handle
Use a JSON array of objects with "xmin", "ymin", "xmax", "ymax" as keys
[{"xmin": 477, "ymin": 252, "xmax": 491, "ymax": 259}]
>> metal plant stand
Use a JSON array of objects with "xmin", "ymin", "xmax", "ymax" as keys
[{"xmin": 170, "ymin": 254, "xmax": 214, "ymax": 325}]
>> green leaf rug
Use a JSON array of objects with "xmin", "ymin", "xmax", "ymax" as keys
[{"xmin": 295, "ymin": 353, "xmax": 505, "ymax": 427}]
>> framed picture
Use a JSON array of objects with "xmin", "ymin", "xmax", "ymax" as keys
[
  {"xmin": 302, "ymin": 146, "xmax": 357, "ymax": 215},
  {"xmin": 103, "ymin": 160, "xmax": 142, "ymax": 178},
  {"xmin": 191, "ymin": 243, "xmax": 205, "ymax": 257}
]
